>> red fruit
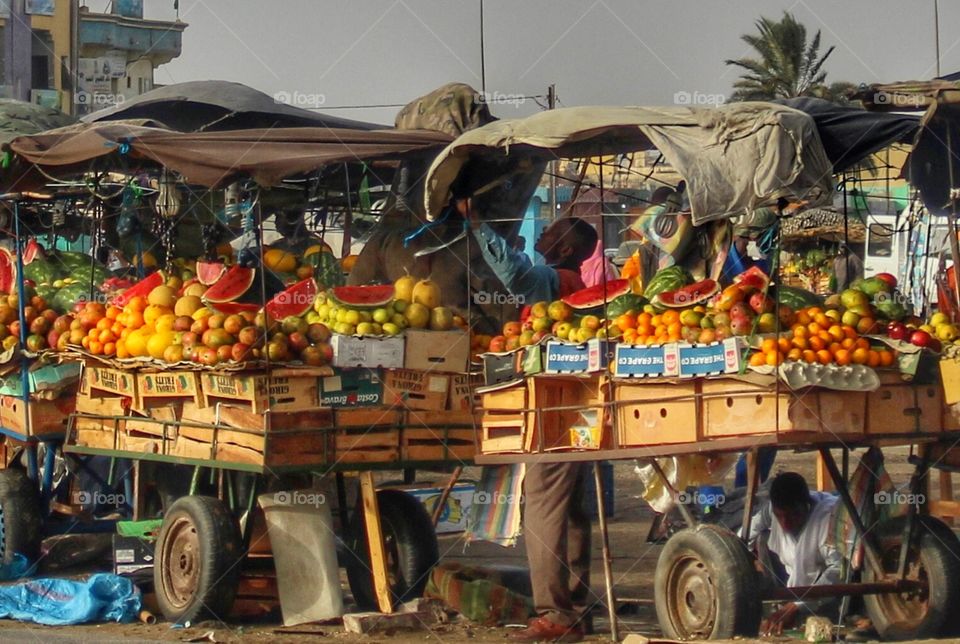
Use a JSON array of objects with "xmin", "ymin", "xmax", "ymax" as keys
[
  {"xmin": 288, "ymin": 331, "xmax": 309, "ymax": 352},
  {"xmin": 42, "ymin": 309, "xmax": 57, "ymax": 323},
  {"xmin": 231, "ymin": 343, "xmax": 252, "ymax": 362},
  {"xmin": 887, "ymin": 322, "xmax": 907, "ymax": 341},
  {"xmin": 53, "ymin": 315, "xmax": 72, "ymax": 334},
  {"xmin": 307, "ymin": 323, "xmax": 331, "ymax": 344},
  {"xmin": 748, "ymin": 292, "xmax": 774, "ymax": 315},
  {"xmin": 25, "ymin": 334, "xmax": 45, "ymax": 352},
  {"xmin": 730, "ymin": 302, "xmax": 754, "ymax": 321},
  {"xmin": 488, "ymin": 335, "xmax": 507, "ymax": 352},
  {"xmin": 195, "ymin": 346, "xmax": 219, "ymax": 366},
  {"xmin": 216, "ymin": 345, "xmax": 234, "ymax": 362},
  {"xmin": 46, "ymin": 330, "xmax": 60, "ymax": 349},
  {"xmin": 29, "ymin": 316, "xmax": 49, "ymax": 336},
  {"xmin": 928, "ymin": 337, "xmax": 943, "ymax": 352},
  {"xmin": 909, "ymin": 330, "xmax": 931, "ymax": 348},
  {"xmin": 875, "ymin": 273, "xmax": 897, "ymax": 289},
  {"xmin": 9, "ymin": 321, "xmax": 20, "ymax": 338}
]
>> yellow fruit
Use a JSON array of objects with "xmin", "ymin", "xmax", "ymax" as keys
[
  {"xmin": 166, "ymin": 276, "xmax": 183, "ymax": 291},
  {"xmin": 155, "ymin": 314, "xmax": 177, "ymax": 332},
  {"xmin": 174, "ymin": 295, "xmax": 203, "ymax": 317},
  {"xmin": 125, "ymin": 329, "xmax": 150, "ymax": 357},
  {"xmin": 405, "ymin": 302, "xmax": 431, "ymax": 329},
  {"xmin": 143, "ymin": 304, "xmax": 173, "ymax": 326},
  {"xmin": 183, "ymin": 283, "xmax": 207, "ymax": 298},
  {"xmin": 147, "ymin": 285, "xmax": 177, "ymax": 308},
  {"xmin": 131, "ymin": 252, "xmax": 157, "ymax": 270},
  {"xmin": 192, "ymin": 307, "xmax": 214, "ymax": 321},
  {"xmin": 147, "ymin": 331, "xmax": 176, "ymax": 360},
  {"xmin": 394, "ymin": 274, "xmax": 417, "ymax": 303},
  {"xmin": 429, "ymin": 306, "xmax": 454, "ymax": 331},
  {"xmin": 263, "ymin": 248, "xmax": 298, "ymax": 273},
  {"xmin": 930, "ymin": 312, "xmax": 949, "ymax": 327},
  {"xmin": 411, "ymin": 279, "xmax": 442, "ymax": 309},
  {"xmin": 303, "ymin": 242, "xmax": 333, "ymax": 258}
]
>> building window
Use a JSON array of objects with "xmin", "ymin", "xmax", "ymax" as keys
[{"xmin": 867, "ymin": 223, "xmax": 892, "ymax": 258}]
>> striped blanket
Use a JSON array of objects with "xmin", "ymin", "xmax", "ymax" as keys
[{"xmin": 466, "ymin": 464, "xmax": 525, "ymax": 546}]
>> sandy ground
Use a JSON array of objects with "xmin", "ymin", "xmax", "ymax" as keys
[{"xmin": 0, "ymin": 446, "xmax": 954, "ymax": 642}]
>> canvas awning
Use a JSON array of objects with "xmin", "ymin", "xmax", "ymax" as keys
[
  {"xmin": 3, "ymin": 122, "xmax": 452, "ymax": 190},
  {"xmin": 423, "ymin": 102, "xmax": 835, "ymax": 225}
]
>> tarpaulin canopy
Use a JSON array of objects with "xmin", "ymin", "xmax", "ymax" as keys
[
  {"xmin": 0, "ymin": 99, "xmax": 75, "ymax": 144},
  {"xmin": 424, "ymin": 102, "xmax": 835, "ymax": 225},
  {"xmin": 774, "ymin": 97, "xmax": 919, "ymax": 172},
  {"xmin": 81, "ymin": 80, "xmax": 380, "ymax": 132},
  {"xmin": 4, "ymin": 122, "xmax": 452, "ymax": 190},
  {"xmin": 906, "ymin": 100, "xmax": 960, "ymax": 216}
]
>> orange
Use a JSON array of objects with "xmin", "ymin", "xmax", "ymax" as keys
[
  {"xmin": 867, "ymin": 350, "xmax": 881, "ymax": 367},
  {"xmin": 808, "ymin": 336, "xmax": 825, "ymax": 351},
  {"xmin": 841, "ymin": 337, "xmax": 856, "ymax": 350},
  {"xmin": 103, "ymin": 341, "xmax": 116, "ymax": 356},
  {"xmin": 105, "ymin": 306, "xmax": 120, "ymax": 321},
  {"xmin": 636, "ymin": 323, "xmax": 652, "ymax": 337},
  {"xmin": 662, "ymin": 310, "xmax": 680, "ymax": 325},
  {"xmin": 834, "ymin": 348, "xmax": 851, "ymax": 366},
  {"xmin": 111, "ymin": 321, "xmax": 123, "ymax": 336},
  {"xmin": 879, "ymin": 350, "xmax": 895, "ymax": 367},
  {"xmin": 816, "ymin": 349, "xmax": 832, "ymax": 365},
  {"xmin": 818, "ymin": 330, "xmax": 832, "ymax": 343},
  {"xmin": 792, "ymin": 324, "xmax": 808, "ymax": 338},
  {"xmin": 637, "ymin": 312, "xmax": 652, "ymax": 326},
  {"xmin": 842, "ymin": 325, "xmax": 857, "ymax": 340},
  {"xmin": 792, "ymin": 336, "xmax": 809, "ymax": 350},
  {"xmin": 615, "ymin": 313, "xmax": 637, "ymax": 331},
  {"xmin": 125, "ymin": 310, "xmax": 144, "ymax": 330},
  {"xmin": 814, "ymin": 313, "xmax": 830, "ymax": 328},
  {"xmin": 854, "ymin": 338, "xmax": 870, "ymax": 351},
  {"xmin": 699, "ymin": 329, "xmax": 716, "ymax": 343},
  {"xmin": 802, "ymin": 349, "xmax": 817, "ymax": 363},
  {"xmin": 765, "ymin": 350, "xmax": 783, "ymax": 366},
  {"xmin": 668, "ymin": 330, "xmax": 682, "ymax": 342},
  {"xmin": 88, "ymin": 340, "xmax": 103, "ymax": 355},
  {"xmin": 795, "ymin": 310, "xmax": 812, "ymax": 325},
  {"xmin": 80, "ymin": 336, "xmax": 90, "ymax": 349},
  {"xmin": 749, "ymin": 352, "xmax": 766, "ymax": 367},
  {"xmin": 828, "ymin": 325, "xmax": 845, "ymax": 342},
  {"xmin": 807, "ymin": 306, "xmax": 823, "ymax": 317},
  {"xmin": 96, "ymin": 318, "xmax": 112, "ymax": 332},
  {"xmin": 667, "ymin": 322, "xmax": 682, "ymax": 337},
  {"xmin": 622, "ymin": 329, "xmax": 638, "ymax": 344},
  {"xmin": 115, "ymin": 339, "xmax": 129, "ymax": 359},
  {"xmin": 761, "ymin": 338, "xmax": 778, "ymax": 353},
  {"xmin": 851, "ymin": 347, "xmax": 869, "ymax": 365},
  {"xmin": 651, "ymin": 315, "xmax": 662, "ymax": 328},
  {"xmin": 829, "ymin": 342, "xmax": 843, "ymax": 355},
  {"xmin": 777, "ymin": 337, "xmax": 792, "ymax": 354},
  {"xmin": 98, "ymin": 329, "xmax": 116, "ymax": 344},
  {"xmin": 787, "ymin": 347, "xmax": 802, "ymax": 361},
  {"xmin": 125, "ymin": 295, "xmax": 147, "ymax": 313},
  {"xmin": 808, "ymin": 322, "xmax": 823, "ymax": 335}
]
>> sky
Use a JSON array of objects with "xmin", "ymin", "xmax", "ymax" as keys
[{"xmin": 139, "ymin": 0, "xmax": 960, "ymax": 125}]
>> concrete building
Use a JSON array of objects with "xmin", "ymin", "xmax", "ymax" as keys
[{"xmin": 0, "ymin": 0, "xmax": 186, "ymax": 115}]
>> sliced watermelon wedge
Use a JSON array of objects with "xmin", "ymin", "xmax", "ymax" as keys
[
  {"xmin": 330, "ymin": 284, "xmax": 394, "ymax": 309},
  {"xmin": 652, "ymin": 279, "xmax": 720, "ymax": 308},
  {"xmin": 0, "ymin": 247, "xmax": 14, "ymax": 294},
  {"xmin": 207, "ymin": 301, "xmax": 261, "ymax": 316},
  {"xmin": 111, "ymin": 271, "xmax": 164, "ymax": 307},
  {"xmin": 734, "ymin": 266, "xmax": 770, "ymax": 290},
  {"xmin": 202, "ymin": 265, "xmax": 256, "ymax": 303},
  {"xmin": 23, "ymin": 239, "xmax": 44, "ymax": 265},
  {"xmin": 265, "ymin": 278, "xmax": 318, "ymax": 320},
  {"xmin": 562, "ymin": 279, "xmax": 631, "ymax": 310},
  {"xmin": 196, "ymin": 260, "xmax": 227, "ymax": 286}
]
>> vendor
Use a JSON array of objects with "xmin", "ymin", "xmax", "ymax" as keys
[
  {"xmin": 455, "ymin": 189, "xmax": 597, "ymax": 643},
  {"xmin": 742, "ymin": 472, "xmax": 843, "ymax": 636},
  {"xmin": 720, "ymin": 208, "xmax": 776, "ymax": 284}
]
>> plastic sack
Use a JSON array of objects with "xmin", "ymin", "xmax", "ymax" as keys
[
  {"xmin": 0, "ymin": 554, "xmax": 33, "ymax": 581},
  {"xmin": 0, "ymin": 573, "xmax": 141, "ymax": 625}
]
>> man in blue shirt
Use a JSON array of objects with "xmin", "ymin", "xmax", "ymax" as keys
[{"xmin": 456, "ymin": 193, "xmax": 598, "ymax": 642}]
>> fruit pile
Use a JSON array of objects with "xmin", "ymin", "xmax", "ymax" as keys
[
  {"xmin": 0, "ymin": 292, "xmax": 65, "ymax": 354},
  {"xmin": 310, "ymin": 277, "xmax": 466, "ymax": 337}
]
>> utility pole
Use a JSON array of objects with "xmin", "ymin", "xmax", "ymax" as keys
[
  {"xmin": 479, "ymin": 0, "xmax": 486, "ymax": 94},
  {"xmin": 4, "ymin": 0, "xmax": 31, "ymax": 101},
  {"xmin": 548, "ymin": 83, "xmax": 557, "ymax": 219},
  {"xmin": 935, "ymin": 0, "xmax": 941, "ymax": 77}
]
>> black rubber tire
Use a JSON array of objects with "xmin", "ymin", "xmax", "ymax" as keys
[
  {"xmin": 863, "ymin": 515, "xmax": 960, "ymax": 640},
  {"xmin": 654, "ymin": 524, "xmax": 762, "ymax": 640},
  {"xmin": 153, "ymin": 496, "xmax": 243, "ymax": 624},
  {"xmin": 346, "ymin": 489, "xmax": 440, "ymax": 610},
  {"xmin": 0, "ymin": 469, "xmax": 42, "ymax": 564}
]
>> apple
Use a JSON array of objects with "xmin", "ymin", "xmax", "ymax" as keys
[
  {"xmin": 887, "ymin": 322, "xmax": 907, "ymax": 341},
  {"xmin": 909, "ymin": 329, "xmax": 931, "ymax": 348}
]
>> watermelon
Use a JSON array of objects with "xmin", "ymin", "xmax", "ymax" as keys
[
  {"xmin": 330, "ymin": 284, "xmax": 395, "ymax": 309},
  {"xmin": 776, "ymin": 285, "xmax": 821, "ymax": 309},
  {"xmin": 605, "ymin": 293, "xmax": 646, "ymax": 318},
  {"xmin": 52, "ymin": 283, "xmax": 93, "ymax": 313},
  {"xmin": 202, "ymin": 266, "xmax": 256, "ymax": 303},
  {"xmin": 652, "ymin": 279, "xmax": 719, "ymax": 308},
  {"xmin": 111, "ymin": 271, "xmax": 165, "ymax": 307},
  {"xmin": 196, "ymin": 261, "xmax": 227, "ymax": 286},
  {"xmin": 0, "ymin": 248, "xmax": 14, "ymax": 294},
  {"xmin": 563, "ymin": 279, "xmax": 631, "ymax": 310},
  {"xmin": 265, "ymin": 278, "xmax": 318, "ymax": 319},
  {"xmin": 207, "ymin": 301, "xmax": 262, "ymax": 316},
  {"xmin": 734, "ymin": 266, "xmax": 769, "ymax": 290},
  {"xmin": 22, "ymin": 260, "xmax": 59, "ymax": 285},
  {"xmin": 642, "ymin": 266, "xmax": 690, "ymax": 301},
  {"xmin": 23, "ymin": 239, "xmax": 43, "ymax": 264},
  {"xmin": 309, "ymin": 250, "xmax": 345, "ymax": 289}
]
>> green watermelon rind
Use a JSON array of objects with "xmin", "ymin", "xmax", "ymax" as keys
[
  {"xmin": 651, "ymin": 279, "xmax": 719, "ymax": 309},
  {"xmin": 642, "ymin": 266, "xmax": 690, "ymax": 300},
  {"xmin": 776, "ymin": 285, "xmax": 822, "ymax": 310},
  {"xmin": 202, "ymin": 266, "xmax": 256, "ymax": 304},
  {"xmin": 563, "ymin": 279, "xmax": 631, "ymax": 310},
  {"xmin": 265, "ymin": 278, "xmax": 318, "ymax": 319},
  {"xmin": 605, "ymin": 293, "xmax": 646, "ymax": 318},
  {"xmin": 330, "ymin": 285, "xmax": 394, "ymax": 309},
  {"xmin": 313, "ymin": 251, "xmax": 345, "ymax": 289}
]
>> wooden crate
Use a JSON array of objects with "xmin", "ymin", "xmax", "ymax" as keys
[
  {"xmin": 136, "ymin": 371, "xmax": 202, "ymax": 406},
  {"xmin": 125, "ymin": 403, "xmax": 181, "ymax": 438},
  {"xmin": 199, "ymin": 369, "xmax": 327, "ymax": 413},
  {"xmin": 71, "ymin": 393, "xmax": 127, "ymax": 448},
  {"xmin": 334, "ymin": 426, "xmax": 400, "ymax": 464},
  {"xmin": 612, "ymin": 380, "xmax": 699, "ymax": 446},
  {"xmin": 701, "ymin": 379, "xmax": 821, "ymax": 438},
  {"xmin": 525, "ymin": 375, "xmax": 606, "ymax": 452},
  {"xmin": 84, "ymin": 365, "xmax": 137, "ymax": 400},
  {"xmin": 401, "ymin": 409, "xmax": 480, "ymax": 462},
  {"xmin": 448, "ymin": 373, "xmax": 484, "ymax": 411},
  {"xmin": 0, "ymin": 395, "xmax": 77, "ymax": 439},
  {"xmin": 479, "ymin": 382, "xmax": 527, "ymax": 454}
]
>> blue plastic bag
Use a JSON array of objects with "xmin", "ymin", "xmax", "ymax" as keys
[{"xmin": 0, "ymin": 573, "xmax": 141, "ymax": 625}]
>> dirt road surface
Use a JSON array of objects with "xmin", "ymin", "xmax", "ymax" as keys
[{"xmin": 0, "ymin": 446, "xmax": 954, "ymax": 642}]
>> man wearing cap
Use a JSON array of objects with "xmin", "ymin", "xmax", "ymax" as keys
[{"xmin": 455, "ymin": 191, "xmax": 597, "ymax": 643}]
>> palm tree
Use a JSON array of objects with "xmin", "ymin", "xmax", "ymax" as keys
[{"xmin": 726, "ymin": 12, "xmax": 839, "ymax": 101}]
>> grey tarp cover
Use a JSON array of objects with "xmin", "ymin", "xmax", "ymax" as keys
[
  {"xmin": 424, "ymin": 102, "xmax": 834, "ymax": 224},
  {"xmin": 81, "ymin": 80, "xmax": 379, "ymax": 132},
  {"xmin": 5, "ymin": 122, "xmax": 451, "ymax": 190},
  {"xmin": 0, "ymin": 99, "xmax": 76, "ymax": 144},
  {"xmin": 906, "ymin": 100, "xmax": 960, "ymax": 216}
]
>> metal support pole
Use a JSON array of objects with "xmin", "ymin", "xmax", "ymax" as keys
[
  {"xmin": 897, "ymin": 451, "xmax": 929, "ymax": 579},
  {"xmin": 817, "ymin": 448, "xmax": 885, "ymax": 579},
  {"xmin": 189, "ymin": 465, "xmax": 201, "ymax": 496},
  {"xmin": 740, "ymin": 449, "xmax": 760, "ymax": 540},
  {"xmin": 646, "ymin": 458, "xmax": 697, "ymax": 528},
  {"xmin": 431, "ymin": 465, "xmax": 463, "ymax": 526},
  {"xmin": 335, "ymin": 472, "xmax": 351, "ymax": 539},
  {"xmin": 593, "ymin": 462, "xmax": 619, "ymax": 642}
]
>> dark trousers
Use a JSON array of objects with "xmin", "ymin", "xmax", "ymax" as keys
[{"xmin": 522, "ymin": 462, "xmax": 591, "ymax": 626}]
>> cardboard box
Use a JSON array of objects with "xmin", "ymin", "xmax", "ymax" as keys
[
  {"xmin": 544, "ymin": 339, "xmax": 611, "ymax": 374},
  {"xmin": 700, "ymin": 378, "xmax": 821, "ymax": 437},
  {"xmin": 612, "ymin": 380, "xmax": 699, "ymax": 446},
  {"xmin": 383, "ymin": 369, "xmax": 450, "ymax": 411},
  {"xmin": 200, "ymin": 371, "xmax": 321, "ymax": 413},
  {"xmin": 865, "ymin": 373, "xmax": 942, "ymax": 434},
  {"xmin": 0, "ymin": 395, "xmax": 76, "ymax": 439},
  {"xmin": 481, "ymin": 349, "xmax": 524, "ymax": 386},
  {"xmin": 406, "ymin": 483, "xmax": 475, "ymax": 534},
  {"xmin": 940, "ymin": 357, "xmax": 960, "ymax": 405},
  {"xmin": 0, "ymin": 362, "xmax": 82, "ymax": 397},
  {"xmin": 403, "ymin": 330, "xmax": 471, "ymax": 373},
  {"xmin": 677, "ymin": 339, "xmax": 745, "ymax": 377},
  {"xmin": 113, "ymin": 534, "xmax": 155, "ymax": 576},
  {"xmin": 85, "ymin": 365, "xmax": 137, "ymax": 399},
  {"xmin": 332, "ymin": 335, "xmax": 404, "ymax": 369},
  {"xmin": 613, "ymin": 344, "xmax": 671, "ymax": 378},
  {"xmin": 818, "ymin": 390, "xmax": 867, "ymax": 436},
  {"xmin": 137, "ymin": 371, "xmax": 202, "ymax": 405},
  {"xmin": 448, "ymin": 373, "xmax": 484, "ymax": 411},
  {"xmin": 320, "ymin": 368, "xmax": 384, "ymax": 407},
  {"xmin": 125, "ymin": 404, "xmax": 180, "ymax": 438}
]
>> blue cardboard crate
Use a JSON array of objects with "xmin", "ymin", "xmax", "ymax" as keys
[
  {"xmin": 677, "ymin": 338, "xmax": 744, "ymax": 377},
  {"xmin": 545, "ymin": 339, "xmax": 610, "ymax": 374},
  {"xmin": 613, "ymin": 344, "xmax": 671, "ymax": 378}
]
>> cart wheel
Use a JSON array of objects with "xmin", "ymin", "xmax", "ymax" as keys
[
  {"xmin": 345, "ymin": 489, "xmax": 439, "ymax": 610},
  {"xmin": 655, "ymin": 524, "xmax": 761, "ymax": 640},
  {"xmin": 154, "ymin": 496, "xmax": 242, "ymax": 624},
  {"xmin": 863, "ymin": 515, "xmax": 960, "ymax": 640},
  {"xmin": 0, "ymin": 468, "xmax": 42, "ymax": 564}
]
